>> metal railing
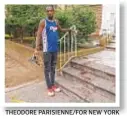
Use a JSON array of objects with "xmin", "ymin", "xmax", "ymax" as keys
[
  {"xmin": 58, "ymin": 25, "xmax": 77, "ymax": 71},
  {"xmin": 102, "ymin": 28, "xmax": 114, "ymax": 44}
]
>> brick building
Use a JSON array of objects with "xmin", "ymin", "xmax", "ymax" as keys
[{"xmin": 89, "ymin": 5, "xmax": 102, "ymax": 36}]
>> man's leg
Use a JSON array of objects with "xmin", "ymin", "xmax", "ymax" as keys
[
  {"xmin": 51, "ymin": 52, "xmax": 61, "ymax": 92},
  {"xmin": 43, "ymin": 52, "xmax": 52, "ymax": 89},
  {"xmin": 50, "ymin": 52, "xmax": 57, "ymax": 86}
]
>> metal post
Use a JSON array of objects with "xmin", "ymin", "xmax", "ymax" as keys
[
  {"xmin": 64, "ymin": 35, "xmax": 66, "ymax": 62},
  {"xmin": 60, "ymin": 39, "xmax": 62, "ymax": 68}
]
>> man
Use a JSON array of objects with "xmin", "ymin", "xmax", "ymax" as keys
[{"xmin": 34, "ymin": 5, "xmax": 71, "ymax": 96}]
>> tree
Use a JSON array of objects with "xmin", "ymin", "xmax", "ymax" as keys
[
  {"xmin": 72, "ymin": 6, "xmax": 96, "ymax": 41},
  {"xmin": 5, "ymin": 5, "xmax": 97, "ymax": 45},
  {"xmin": 5, "ymin": 5, "xmax": 46, "ymax": 43}
]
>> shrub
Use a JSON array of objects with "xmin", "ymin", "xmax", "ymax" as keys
[
  {"xmin": 72, "ymin": 6, "xmax": 96, "ymax": 42},
  {"xmin": 5, "ymin": 34, "xmax": 12, "ymax": 39}
]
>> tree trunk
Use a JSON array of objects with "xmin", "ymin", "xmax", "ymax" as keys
[
  {"xmin": 20, "ymin": 26, "xmax": 23, "ymax": 43},
  {"xmin": 34, "ymin": 28, "xmax": 37, "ymax": 41},
  {"xmin": 13, "ymin": 30, "xmax": 18, "ymax": 38},
  {"xmin": 9, "ymin": 33, "xmax": 12, "ymax": 41},
  {"xmin": 65, "ymin": 5, "xmax": 68, "ymax": 10}
]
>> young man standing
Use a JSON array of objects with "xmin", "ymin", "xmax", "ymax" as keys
[{"xmin": 34, "ymin": 5, "xmax": 71, "ymax": 96}]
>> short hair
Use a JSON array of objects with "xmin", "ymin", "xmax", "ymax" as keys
[{"xmin": 46, "ymin": 5, "xmax": 54, "ymax": 11}]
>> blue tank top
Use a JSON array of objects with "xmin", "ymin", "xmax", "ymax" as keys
[{"xmin": 42, "ymin": 19, "xmax": 59, "ymax": 52}]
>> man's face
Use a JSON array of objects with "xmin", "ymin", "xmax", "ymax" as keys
[{"xmin": 46, "ymin": 10, "xmax": 54, "ymax": 19}]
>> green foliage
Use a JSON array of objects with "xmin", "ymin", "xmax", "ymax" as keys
[
  {"xmin": 55, "ymin": 9, "xmax": 73, "ymax": 38},
  {"xmin": 72, "ymin": 6, "xmax": 96, "ymax": 41},
  {"xmin": 55, "ymin": 9, "xmax": 73, "ymax": 27},
  {"xmin": 5, "ymin": 34, "xmax": 12, "ymax": 39},
  {"xmin": 5, "ymin": 5, "xmax": 46, "ymax": 42},
  {"xmin": 5, "ymin": 5, "xmax": 97, "ymax": 45},
  {"xmin": 55, "ymin": 6, "xmax": 96, "ymax": 43}
]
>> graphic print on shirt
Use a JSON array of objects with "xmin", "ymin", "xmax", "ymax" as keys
[{"xmin": 50, "ymin": 26, "xmax": 58, "ymax": 32}]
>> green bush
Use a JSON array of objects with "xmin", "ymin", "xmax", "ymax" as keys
[
  {"xmin": 5, "ymin": 34, "xmax": 12, "ymax": 39},
  {"xmin": 72, "ymin": 6, "xmax": 96, "ymax": 42},
  {"xmin": 5, "ymin": 5, "xmax": 97, "ymax": 47},
  {"xmin": 55, "ymin": 6, "xmax": 96, "ymax": 44}
]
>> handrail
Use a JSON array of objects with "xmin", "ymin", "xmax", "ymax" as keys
[{"xmin": 58, "ymin": 25, "xmax": 77, "ymax": 71}]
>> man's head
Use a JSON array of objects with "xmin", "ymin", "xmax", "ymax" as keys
[{"xmin": 46, "ymin": 5, "xmax": 55, "ymax": 20}]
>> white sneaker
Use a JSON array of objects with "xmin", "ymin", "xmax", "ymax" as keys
[
  {"xmin": 48, "ymin": 88, "xmax": 55, "ymax": 96},
  {"xmin": 52, "ymin": 85, "xmax": 61, "ymax": 92}
]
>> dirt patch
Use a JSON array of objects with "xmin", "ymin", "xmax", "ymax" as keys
[{"xmin": 5, "ymin": 54, "xmax": 42, "ymax": 88}]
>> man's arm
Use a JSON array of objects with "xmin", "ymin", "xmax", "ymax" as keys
[
  {"xmin": 56, "ymin": 20, "xmax": 71, "ymax": 32},
  {"xmin": 35, "ymin": 20, "xmax": 45, "ymax": 50}
]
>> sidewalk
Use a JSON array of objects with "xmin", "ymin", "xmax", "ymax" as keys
[{"xmin": 5, "ymin": 80, "xmax": 84, "ymax": 103}]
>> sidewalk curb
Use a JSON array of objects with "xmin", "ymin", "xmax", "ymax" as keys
[{"xmin": 5, "ymin": 79, "xmax": 42, "ymax": 93}]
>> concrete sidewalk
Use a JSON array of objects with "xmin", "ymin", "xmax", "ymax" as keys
[{"xmin": 5, "ymin": 80, "xmax": 84, "ymax": 103}]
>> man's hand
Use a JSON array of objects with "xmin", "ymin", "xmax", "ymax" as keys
[{"xmin": 71, "ymin": 29, "xmax": 78, "ymax": 34}]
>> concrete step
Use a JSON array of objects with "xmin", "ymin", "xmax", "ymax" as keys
[
  {"xmin": 109, "ymin": 40, "xmax": 116, "ymax": 43},
  {"xmin": 71, "ymin": 57, "xmax": 115, "ymax": 81},
  {"xmin": 106, "ymin": 43, "xmax": 116, "ymax": 50},
  {"xmin": 56, "ymin": 75, "xmax": 115, "ymax": 103},
  {"xmin": 106, "ymin": 46, "xmax": 115, "ymax": 50},
  {"xmin": 62, "ymin": 67, "xmax": 115, "ymax": 101}
]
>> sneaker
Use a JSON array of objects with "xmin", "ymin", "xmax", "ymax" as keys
[
  {"xmin": 52, "ymin": 85, "xmax": 61, "ymax": 92},
  {"xmin": 48, "ymin": 88, "xmax": 55, "ymax": 96}
]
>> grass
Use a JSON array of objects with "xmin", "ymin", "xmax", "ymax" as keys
[
  {"xmin": 23, "ymin": 37, "xmax": 35, "ymax": 41},
  {"xmin": 5, "ymin": 34, "xmax": 13, "ymax": 39},
  {"xmin": 5, "ymin": 34, "xmax": 35, "ymax": 41}
]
